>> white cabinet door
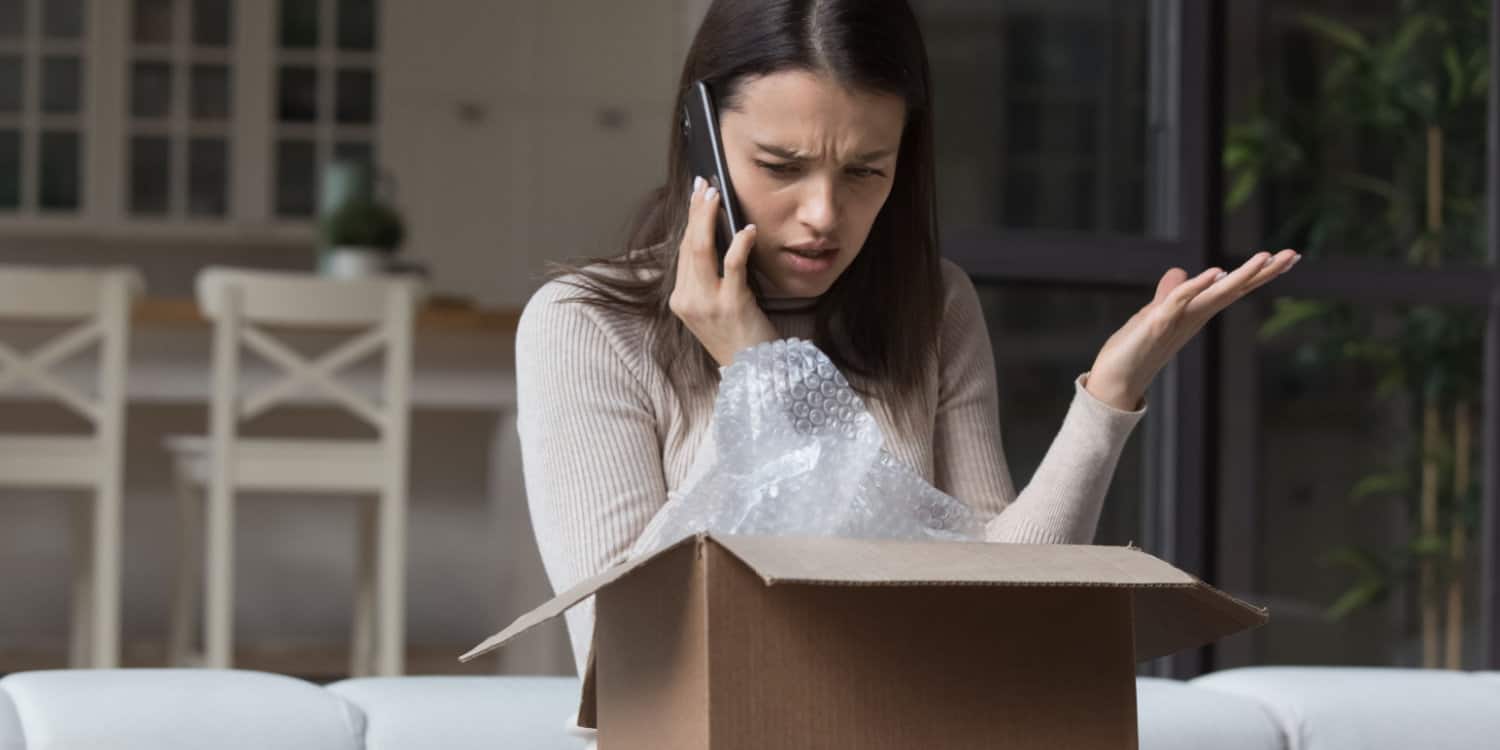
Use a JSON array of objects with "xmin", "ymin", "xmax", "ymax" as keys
[
  {"xmin": 533, "ymin": 0, "xmax": 681, "ymax": 106},
  {"xmin": 381, "ymin": 0, "xmax": 681, "ymax": 308}
]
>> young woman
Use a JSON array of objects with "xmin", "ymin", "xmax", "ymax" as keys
[{"xmin": 514, "ymin": 0, "xmax": 1298, "ymax": 722}]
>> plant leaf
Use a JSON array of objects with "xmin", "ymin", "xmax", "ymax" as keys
[{"xmin": 1297, "ymin": 12, "xmax": 1370, "ymax": 53}]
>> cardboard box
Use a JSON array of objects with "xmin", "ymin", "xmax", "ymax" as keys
[{"xmin": 463, "ymin": 534, "xmax": 1267, "ymax": 748}]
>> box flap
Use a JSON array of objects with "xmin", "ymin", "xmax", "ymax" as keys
[
  {"xmin": 1133, "ymin": 584, "xmax": 1269, "ymax": 662},
  {"xmin": 462, "ymin": 533, "xmax": 1270, "ymax": 668},
  {"xmin": 707, "ymin": 535, "xmax": 1269, "ymax": 663},
  {"xmin": 708, "ymin": 534, "xmax": 1197, "ymax": 586},
  {"xmin": 458, "ymin": 535, "xmax": 700, "ymax": 662}
]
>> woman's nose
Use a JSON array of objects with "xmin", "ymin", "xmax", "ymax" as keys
[{"xmin": 796, "ymin": 179, "xmax": 839, "ymax": 234}]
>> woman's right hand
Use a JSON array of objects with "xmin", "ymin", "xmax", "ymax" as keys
[{"xmin": 669, "ymin": 176, "xmax": 779, "ymax": 367}]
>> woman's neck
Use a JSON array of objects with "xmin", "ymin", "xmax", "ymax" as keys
[{"xmin": 754, "ymin": 269, "xmax": 821, "ymax": 313}]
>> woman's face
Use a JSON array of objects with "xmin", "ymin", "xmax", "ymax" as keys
[{"xmin": 717, "ymin": 70, "xmax": 906, "ymax": 299}]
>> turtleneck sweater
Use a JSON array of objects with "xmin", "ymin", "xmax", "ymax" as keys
[{"xmin": 514, "ymin": 257, "xmax": 1149, "ymax": 679}]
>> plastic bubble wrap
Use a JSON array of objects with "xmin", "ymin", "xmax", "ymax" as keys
[{"xmin": 628, "ymin": 337, "xmax": 983, "ymax": 561}]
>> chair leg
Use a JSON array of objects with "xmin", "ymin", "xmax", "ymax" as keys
[
  {"xmin": 374, "ymin": 487, "xmax": 406, "ymax": 676},
  {"xmin": 204, "ymin": 481, "xmax": 235, "ymax": 669},
  {"xmin": 168, "ymin": 471, "xmax": 203, "ymax": 666},
  {"xmin": 68, "ymin": 496, "xmax": 94, "ymax": 668},
  {"xmin": 92, "ymin": 477, "xmax": 123, "ymax": 668},
  {"xmin": 349, "ymin": 500, "xmax": 377, "ymax": 678}
]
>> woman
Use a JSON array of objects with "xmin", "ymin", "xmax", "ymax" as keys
[{"xmin": 514, "ymin": 0, "xmax": 1298, "ymax": 725}]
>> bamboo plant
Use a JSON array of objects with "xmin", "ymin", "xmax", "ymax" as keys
[{"xmin": 1224, "ymin": 0, "xmax": 1487, "ymax": 669}]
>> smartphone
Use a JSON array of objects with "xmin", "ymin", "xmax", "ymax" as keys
[{"xmin": 682, "ymin": 79, "xmax": 745, "ymax": 276}]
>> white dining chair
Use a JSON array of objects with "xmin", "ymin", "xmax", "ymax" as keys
[
  {"xmin": 164, "ymin": 268, "xmax": 421, "ymax": 677},
  {"xmin": 0, "ymin": 266, "xmax": 143, "ymax": 669}
]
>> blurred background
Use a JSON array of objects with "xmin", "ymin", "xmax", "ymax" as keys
[{"xmin": 1, "ymin": 0, "xmax": 1497, "ymax": 680}]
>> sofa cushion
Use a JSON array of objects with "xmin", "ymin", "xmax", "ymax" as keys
[
  {"xmin": 1192, "ymin": 667, "xmax": 1500, "ymax": 750},
  {"xmin": 0, "ymin": 683, "xmax": 23, "ymax": 750},
  {"xmin": 0, "ymin": 670, "xmax": 364, "ymax": 750},
  {"xmin": 1135, "ymin": 676, "xmax": 1285, "ymax": 750},
  {"xmin": 328, "ymin": 676, "xmax": 587, "ymax": 750}
]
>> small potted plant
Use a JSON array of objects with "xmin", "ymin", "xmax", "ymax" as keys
[{"xmin": 321, "ymin": 195, "xmax": 407, "ymax": 278}]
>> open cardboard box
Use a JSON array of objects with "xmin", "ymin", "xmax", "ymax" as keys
[{"xmin": 463, "ymin": 533, "xmax": 1268, "ymax": 748}]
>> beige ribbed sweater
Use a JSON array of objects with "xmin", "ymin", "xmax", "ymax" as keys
[{"xmin": 515, "ymin": 258, "xmax": 1148, "ymax": 677}]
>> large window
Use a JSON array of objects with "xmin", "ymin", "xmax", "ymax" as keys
[
  {"xmin": 1217, "ymin": 0, "xmax": 1495, "ymax": 671},
  {"xmin": 912, "ymin": 0, "xmax": 1500, "ymax": 676},
  {"xmin": 919, "ymin": 0, "xmax": 1160, "ymax": 237}
]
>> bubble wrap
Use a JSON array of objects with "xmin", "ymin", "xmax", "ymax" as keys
[{"xmin": 628, "ymin": 337, "xmax": 983, "ymax": 561}]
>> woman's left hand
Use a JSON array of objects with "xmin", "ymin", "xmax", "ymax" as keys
[{"xmin": 1083, "ymin": 249, "xmax": 1302, "ymax": 410}]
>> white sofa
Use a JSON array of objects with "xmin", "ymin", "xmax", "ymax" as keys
[{"xmin": 1, "ymin": 667, "xmax": 1497, "ymax": 748}]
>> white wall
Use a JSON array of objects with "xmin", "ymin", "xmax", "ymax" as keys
[{"xmin": 382, "ymin": 0, "xmax": 703, "ymax": 309}]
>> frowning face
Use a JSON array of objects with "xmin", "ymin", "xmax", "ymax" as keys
[{"xmin": 716, "ymin": 70, "xmax": 906, "ymax": 299}]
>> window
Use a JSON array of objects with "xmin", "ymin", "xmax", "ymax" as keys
[
  {"xmin": 916, "ymin": 0, "xmax": 1158, "ymax": 238},
  {"xmin": 1218, "ymin": 0, "xmax": 1495, "ymax": 671}
]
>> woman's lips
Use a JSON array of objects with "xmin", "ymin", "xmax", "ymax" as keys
[{"xmin": 780, "ymin": 246, "xmax": 839, "ymax": 273}]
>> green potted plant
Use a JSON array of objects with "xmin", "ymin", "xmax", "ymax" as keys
[{"xmin": 321, "ymin": 193, "xmax": 407, "ymax": 278}]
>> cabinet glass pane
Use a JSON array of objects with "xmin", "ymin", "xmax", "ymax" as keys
[
  {"xmin": 974, "ymin": 281, "xmax": 1149, "ymax": 547},
  {"xmin": 44, "ymin": 0, "xmax": 84, "ymax": 39},
  {"xmin": 188, "ymin": 137, "xmax": 227, "ymax": 216},
  {"xmin": 39, "ymin": 131, "xmax": 80, "ymax": 210},
  {"xmin": 333, "ymin": 140, "xmax": 371, "ymax": 171},
  {"xmin": 912, "ymin": 0, "xmax": 1156, "ymax": 237},
  {"xmin": 133, "ymin": 0, "xmax": 174, "ymax": 44},
  {"xmin": 193, "ymin": 0, "xmax": 230, "ymax": 46},
  {"xmin": 335, "ymin": 68, "xmax": 372, "ymax": 124},
  {"xmin": 131, "ymin": 61, "xmax": 172, "ymax": 118},
  {"xmin": 191, "ymin": 63, "xmax": 229, "ymax": 119},
  {"xmin": 279, "ymin": 0, "xmax": 318, "ymax": 48},
  {"xmin": 336, "ymin": 0, "xmax": 374, "ymax": 51},
  {"xmin": 0, "ymin": 0, "xmax": 22, "ymax": 41},
  {"xmin": 129, "ymin": 135, "xmax": 170, "ymax": 214},
  {"xmin": 0, "ymin": 56, "xmax": 21, "ymax": 113},
  {"xmin": 41, "ymin": 56, "xmax": 82, "ymax": 115},
  {"xmin": 275, "ymin": 138, "xmax": 316, "ymax": 216},
  {"xmin": 0, "ymin": 129, "xmax": 19, "ymax": 209},
  {"xmin": 277, "ymin": 65, "xmax": 317, "ymax": 122}
]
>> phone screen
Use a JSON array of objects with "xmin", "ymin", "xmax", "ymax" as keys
[{"xmin": 682, "ymin": 80, "xmax": 745, "ymax": 276}]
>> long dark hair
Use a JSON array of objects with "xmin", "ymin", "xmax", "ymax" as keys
[{"xmin": 552, "ymin": 0, "xmax": 943, "ymax": 435}]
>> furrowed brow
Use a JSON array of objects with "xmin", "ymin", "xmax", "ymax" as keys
[{"xmin": 754, "ymin": 142, "xmax": 896, "ymax": 163}]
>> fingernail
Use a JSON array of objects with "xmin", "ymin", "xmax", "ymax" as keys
[
  {"xmin": 1259, "ymin": 253, "xmax": 1273, "ymax": 266},
  {"xmin": 743, "ymin": 223, "xmax": 756, "ymax": 232},
  {"xmin": 693, "ymin": 176, "xmax": 705, "ymax": 193},
  {"xmin": 1215, "ymin": 271, "xmax": 1228, "ymax": 282},
  {"xmin": 704, "ymin": 186, "xmax": 718, "ymax": 202},
  {"xmin": 1290, "ymin": 254, "xmax": 1302, "ymax": 267}
]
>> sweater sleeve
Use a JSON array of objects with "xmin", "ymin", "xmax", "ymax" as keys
[
  {"xmin": 514, "ymin": 279, "xmax": 669, "ymax": 678},
  {"xmin": 930, "ymin": 261, "xmax": 1148, "ymax": 544}
]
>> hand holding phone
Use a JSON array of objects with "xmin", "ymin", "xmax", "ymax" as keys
[
  {"xmin": 672, "ymin": 79, "xmax": 775, "ymax": 366},
  {"xmin": 682, "ymin": 80, "xmax": 746, "ymax": 277}
]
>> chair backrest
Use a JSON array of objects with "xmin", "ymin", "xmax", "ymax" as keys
[
  {"xmin": 194, "ymin": 268, "xmax": 423, "ymax": 439},
  {"xmin": 0, "ymin": 266, "xmax": 143, "ymax": 428}
]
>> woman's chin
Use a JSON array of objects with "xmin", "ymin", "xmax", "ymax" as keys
[{"xmin": 763, "ymin": 275, "xmax": 833, "ymax": 299}]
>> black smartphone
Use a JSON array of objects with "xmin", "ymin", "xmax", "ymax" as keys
[{"xmin": 682, "ymin": 79, "xmax": 745, "ymax": 276}]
